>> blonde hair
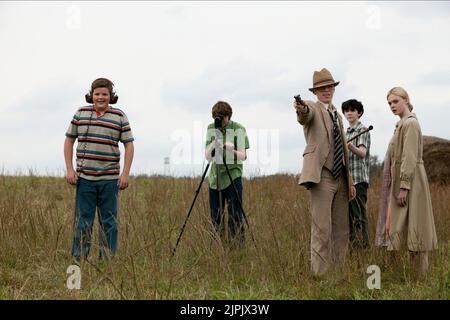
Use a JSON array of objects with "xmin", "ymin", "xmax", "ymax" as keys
[{"xmin": 387, "ymin": 87, "xmax": 413, "ymax": 111}]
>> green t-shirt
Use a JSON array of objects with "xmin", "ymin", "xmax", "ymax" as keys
[{"xmin": 205, "ymin": 120, "xmax": 250, "ymax": 190}]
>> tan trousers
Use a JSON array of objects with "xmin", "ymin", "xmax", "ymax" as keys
[{"xmin": 309, "ymin": 168, "xmax": 349, "ymax": 275}]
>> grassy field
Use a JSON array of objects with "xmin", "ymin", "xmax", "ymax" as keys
[{"xmin": 0, "ymin": 173, "xmax": 448, "ymax": 299}]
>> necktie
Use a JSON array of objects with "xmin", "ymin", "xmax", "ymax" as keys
[{"xmin": 328, "ymin": 109, "xmax": 343, "ymax": 179}]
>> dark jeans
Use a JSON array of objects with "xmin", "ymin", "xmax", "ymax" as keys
[
  {"xmin": 209, "ymin": 177, "xmax": 245, "ymax": 246},
  {"xmin": 349, "ymin": 182, "xmax": 370, "ymax": 249},
  {"xmin": 72, "ymin": 178, "xmax": 119, "ymax": 261}
]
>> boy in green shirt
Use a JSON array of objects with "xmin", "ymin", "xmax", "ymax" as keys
[{"xmin": 204, "ymin": 101, "xmax": 249, "ymax": 247}]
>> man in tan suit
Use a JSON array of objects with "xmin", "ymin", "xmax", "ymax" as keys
[{"xmin": 294, "ymin": 68, "xmax": 356, "ymax": 276}]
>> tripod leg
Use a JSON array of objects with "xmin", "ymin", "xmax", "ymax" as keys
[{"xmin": 171, "ymin": 162, "xmax": 210, "ymax": 258}]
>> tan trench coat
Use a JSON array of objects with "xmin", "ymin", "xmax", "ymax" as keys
[{"xmin": 388, "ymin": 113, "xmax": 438, "ymax": 251}]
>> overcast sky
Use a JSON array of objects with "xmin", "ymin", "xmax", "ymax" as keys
[{"xmin": 1, "ymin": 1, "xmax": 449, "ymax": 177}]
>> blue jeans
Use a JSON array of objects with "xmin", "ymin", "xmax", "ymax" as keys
[
  {"xmin": 208, "ymin": 177, "xmax": 245, "ymax": 245},
  {"xmin": 72, "ymin": 178, "xmax": 119, "ymax": 261}
]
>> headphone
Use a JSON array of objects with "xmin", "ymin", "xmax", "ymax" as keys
[{"xmin": 85, "ymin": 78, "xmax": 119, "ymax": 104}]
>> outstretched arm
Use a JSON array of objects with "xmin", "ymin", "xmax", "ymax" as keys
[{"xmin": 294, "ymin": 100, "xmax": 314, "ymax": 125}]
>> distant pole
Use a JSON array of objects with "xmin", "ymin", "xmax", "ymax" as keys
[{"xmin": 164, "ymin": 157, "xmax": 170, "ymax": 176}]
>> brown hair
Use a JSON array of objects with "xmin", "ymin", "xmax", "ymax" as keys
[
  {"xmin": 387, "ymin": 87, "xmax": 413, "ymax": 111},
  {"xmin": 211, "ymin": 101, "xmax": 232, "ymax": 119},
  {"xmin": 85, "ymin": 78, "xmax": 118, "ymax": 104}
]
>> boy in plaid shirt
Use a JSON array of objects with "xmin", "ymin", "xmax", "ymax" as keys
[{"xmin": 342, "ymin": 99, "xmax": 371, "ymax": 249}]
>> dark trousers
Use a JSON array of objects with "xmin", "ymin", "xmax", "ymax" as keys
[
  {"xmin": 209, "ymin": 177, "xmax": 245, "ymax": 246},
  {"xmin": 72, "ymin": 178, "xmax": 119, "ymax": 261},
  {"xmin": 349, "ymin": 182, "xmax": 370, "ymax": 249}
]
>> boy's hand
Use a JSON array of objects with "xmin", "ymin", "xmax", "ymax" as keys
[
  {"xmin": 347, "ymin": 142, "xmax": 356, "ymax": 154},
  {"xmin": 224, "ymin": 142, "xmax": 235, "ymax": 152},
  {"xmin": 66, "ymin": 169, "xmax": 78, "ymax": 185},
  {"xmin": 118, "ymin": 173, "xmax": 129, "ymax": 190},
  {"xmin": 349, "ymin": 185, "xmax": 356, "ymax": 201}
]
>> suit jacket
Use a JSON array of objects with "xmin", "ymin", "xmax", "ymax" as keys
[{"xmin": 297, "ymin": 100, "xmax": 354, "ymax": 193}]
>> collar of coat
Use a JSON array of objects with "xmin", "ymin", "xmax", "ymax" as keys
[{"xmin": 396, "ymin": 112, "xmax": 417, "ymax": 128}]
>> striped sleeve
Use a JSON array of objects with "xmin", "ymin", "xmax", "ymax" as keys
[
  {"xmin": 65, "ymin": 109, "xmax": 81, "ymax": 138},
  {"xmin": 120, "ymin": 112, "xmax": 134, "ymax": 144}
]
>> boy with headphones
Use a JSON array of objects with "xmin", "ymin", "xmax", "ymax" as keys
[{"xmin": 64, "ymin": 78, "xmax": 134, "ymax": 263}]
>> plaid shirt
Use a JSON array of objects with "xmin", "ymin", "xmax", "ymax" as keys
[{"xmin": 346, "ymin": 121, "xmax": 371, "ymax": 185}]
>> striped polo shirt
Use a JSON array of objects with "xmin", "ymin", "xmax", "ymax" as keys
[{"xmin": 66, "ymin": 105, "xmax": 134, "ymax": 181}]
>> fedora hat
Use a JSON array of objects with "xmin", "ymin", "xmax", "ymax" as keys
[{"xmin": 309, "ymin": 68, "xmax": 340, "ymax": 92}]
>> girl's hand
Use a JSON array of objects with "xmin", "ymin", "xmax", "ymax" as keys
[{"xmin": 397, "ymin": 188, "xmax": 409, "ymax": 207}]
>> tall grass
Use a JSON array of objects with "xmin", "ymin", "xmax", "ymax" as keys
[{"xmin": 0, "ymin": 174, "xmax": 448, "ymax": 299}]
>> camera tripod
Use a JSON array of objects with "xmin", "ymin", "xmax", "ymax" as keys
[{"xmin": 172, "ymin": 138, "xmax": 255, "ymax": 258}]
